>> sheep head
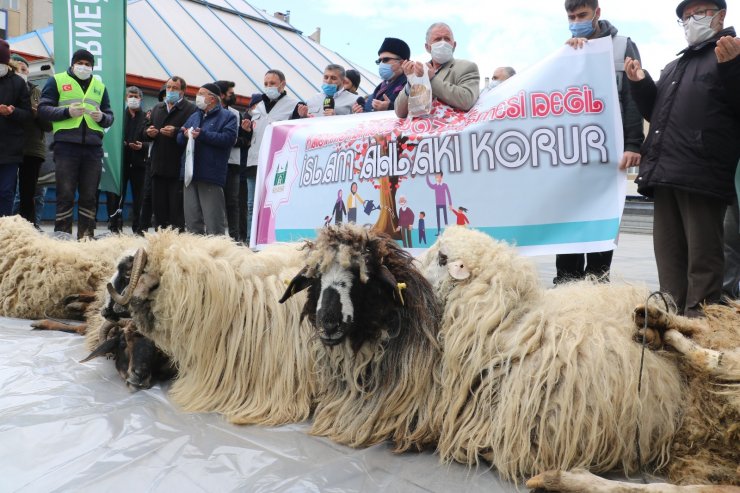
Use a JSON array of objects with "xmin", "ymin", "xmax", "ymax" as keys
[
  {"xmin": 281, "ymin": 224, "xmax": 421, "ymax": 351},
  {"xmin": 105, "ymin": 248, "xmax": 148, "ymax": 310},
  {"xmin": 81, "ymin": 320, "xmax": 175, "ymax": 390}
]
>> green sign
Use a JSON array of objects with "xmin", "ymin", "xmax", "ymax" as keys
[{"xmin": 53, "ymin": 1, "xmax": 127, "ymax": 196}]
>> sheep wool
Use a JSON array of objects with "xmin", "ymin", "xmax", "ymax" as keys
[
  {"xmin": 0, "ymin": 216, "xmax": 145, "ymax": 320},
  {"xmin": 420, "ymin": 227, "xmax": 685, "ymax": 482}
]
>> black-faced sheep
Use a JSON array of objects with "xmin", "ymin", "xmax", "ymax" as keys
[
  {"xmin": 280, "ymin": 223, "xmax": 443, "ymax": 452},
  {"xmin": 419, "ymin": 226, "xmax": 738, "ymax": 490},
  {"xmin": 0, "ymin": 215, "xmax": 145, "ymax": 320},
  {"xmin": 80, "ymin": 318, "xmax": 177, "ymax": 390},
  {"xmin": 105, "ymin": 229, "xmax": 320, "ymax": 426}
]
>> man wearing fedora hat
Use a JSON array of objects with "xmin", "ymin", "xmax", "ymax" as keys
[
  {"xmin": 38, "ymin": 48, "xmax": 114, "ymax": 239},
  {"xmin": 625, "ymin": 0, "xmax": 740, "ymax": 317}
]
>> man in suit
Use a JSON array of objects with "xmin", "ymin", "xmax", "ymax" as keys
[
  {"xmin": 394, "ymin": 22, "xmax": 480, "ymax": 117},
  {"xmin": 144, "ymin": 76, "xmax": 196, "ymax": 231}
]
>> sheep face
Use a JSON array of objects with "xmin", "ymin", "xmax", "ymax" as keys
[
  {"xmin": 280, "ymin": 225, "xmax": 409, "ymax": 351},
  {"xmin": 81, "ymin": 322, "xmax": 175, "ymax": 390}
]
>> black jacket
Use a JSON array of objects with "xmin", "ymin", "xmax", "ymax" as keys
[
  {"xmin": 145, "ymin": 98, "xmax": 197, "ymax": 178},
  {"xmin": 123, "ymin": 108, "xmax": 149, "ymax": 169},
  {"xmin": 630, "ymin": 27, "xmax": 740, "ymax": 202},
  {"xmin": 591, "ymin": 20, "xmax": 645, "ymax": 153},
  {"xmin": 0, "ymin": 71, "xmax": 32, "ymax": 164}
]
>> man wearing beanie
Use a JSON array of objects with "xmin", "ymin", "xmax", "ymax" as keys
[
  {"xmin": 625, "ymin": 0, "xmax": 740, "ymax": 317},
  {"xmin": 38, "ymin": 48, "xmax": 114, "ymax": 239},
  {"xmin": 176, "ymin": 82, "xmax": 237, "ymax": 236},
  {"xmin": 353, "ymin": 37, "xmax": 410, "ymax": 114},
  {"xmin": 0, "ymin": 40, "xmax": 32, "ymax": 218}
]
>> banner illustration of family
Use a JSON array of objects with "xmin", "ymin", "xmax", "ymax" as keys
[{"xmin": 252, "ymin": 37, "xmax": 625, "ymax": 255}]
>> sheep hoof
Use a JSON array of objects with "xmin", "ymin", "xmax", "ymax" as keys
[{"xmin": 634, "ymin": 327, "xmax": 664, "ymax": 349}]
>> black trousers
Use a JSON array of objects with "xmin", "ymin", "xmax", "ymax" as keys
[
  {"xmin": 139, "ymin": 160, "xmax": 154, "ymax": 232},
  {"xmin": 18, "ymin": 155, "xmax": 44, "ymax": 225},
  {"xmin": 104, "ymin": 164, "xmax": 146, "ymax": 233},
  {"xmin": 225, "ymin": 164, "xmax": 240, "ymax": 241},
  {"xmin": 152, "ymin": 175, "xmax": 185, "ymax": 232},
  {"xmin": 653, "ymin": 187, "xmax": 725, "ymax": 316},
  {"xmin": 53, "ymin": 144, "xmax": 103, "ymax": 239},
  {"xmin": 554, "ymin": 251, "xmax": 614, "ymax": 284}
]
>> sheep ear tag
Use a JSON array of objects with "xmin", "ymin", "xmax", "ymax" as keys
[
  {"xmin": 448, "ymin": 260, "xmax": 470, "ymax": 281},
  {"xmin": 279, "ymin": 267, "xmax": 313, "ymax": 303}
]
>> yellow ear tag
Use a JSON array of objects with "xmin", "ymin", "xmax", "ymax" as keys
[{"xmin": 396, "ymin": 282, "xmax": 407, "ymax": 306}]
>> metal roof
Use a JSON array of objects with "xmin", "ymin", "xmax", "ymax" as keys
[{"xmin": 7, "ymin": 0, "xmax": 380, "ymax": 100}]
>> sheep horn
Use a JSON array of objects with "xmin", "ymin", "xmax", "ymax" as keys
[
  {"xmin": 97, "ymin": 319, "xmax": 117, "ymax": 345},
  {"xmin": 107, "ymin": 249, "xmax": 148, "ymax": 306}
]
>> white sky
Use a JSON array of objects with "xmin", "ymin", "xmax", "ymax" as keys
[{"xmin": 263, "ymin": 0, "xmax": 739, "ymax": 83}]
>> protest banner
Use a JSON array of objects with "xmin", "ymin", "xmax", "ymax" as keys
[
  {"xmin": 53, "ymin": 0, "xmax": 126, "ymax": 196},
  {"xmin": 252, "ymin": 37, "xmax": 625, "ymax": 255}
]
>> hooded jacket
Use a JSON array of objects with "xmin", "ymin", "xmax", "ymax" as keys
[
  {"xmin": 591, "ymin": 19, "xmax": 645, "ymax": 153},
  {"xmin": 629, "ymin": 27, "xmax": 740, "ymax": 202}
]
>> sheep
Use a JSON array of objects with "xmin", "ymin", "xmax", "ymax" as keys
[
  {"xmin": 280, "ymin": 223, "xmax": 443, "ymax": 452},
  {"xmin": 80, "ymin": 318, "xmax": 177, "ymax": 390},
  {"xmin": 105, "ymin": 229, "xmax": 320, "ymax": 426},
  {"xmin": 0, "ymin": 215, "xmax": 145, "ymax": 321},
  {"xmin": 418, "ymin": 226, "xmax": 737, "ymax": 489},
  {"xmin": 528, "ymin": 302, "xmax": 740, "ymax": 492}
]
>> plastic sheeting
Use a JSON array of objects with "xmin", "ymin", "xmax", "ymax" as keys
[{"xmin": 0, "ymin": 318, "xmax": 519, "ymax": 493}]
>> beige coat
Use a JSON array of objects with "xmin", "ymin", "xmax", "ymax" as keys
[{"xmin": 395, "ymin": 58, "xmax": 480, "ymax": 117}]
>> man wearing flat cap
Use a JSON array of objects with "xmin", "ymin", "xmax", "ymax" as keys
[
  {"xmin": 38, "ymin": 48, "xmax": 114, "ymax": 239},
  {"xmin": 177, "ymin": 82, "xmax": 237, "ymax": 236},
  {"xmin": 625, "ymin": 0, "xmax": 740, "ymax": 317},
  {"xmin": 353, "ymin": 37, "xmax": 410, "ymax": 114}
]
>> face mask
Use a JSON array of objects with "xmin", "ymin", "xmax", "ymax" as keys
[
  {"xmin": 73, "ymin": 64, "xmax": 93, "ymax": 80},
  {"xmin": 127, "ymin": 97, "xmax": 141, "ymax": 110},
  {"xmin": 378, "ymin": 63, "xmax": 395, "ymax": 81},
  {"xmin": 18, "ymin": 73, "xmax": 28, "ymax": 82},
  {"xmin": 165, "ymin": 91, "xmax": 180, "ymax": 104},
  {"xmin": 195, "ymin": 95, "xmax": 209, "ymax": 110},
  {"xmin": 264, "ymin": 86, "xmax": 281, "ymax": 100},
  {"xmin": 0, "ymin": 64, "xmax": 9, "ymax": 77},
  {"xmin": 430, "ymin": 41, "xmax": 454, "ymax": 64},
  {"xmin": 684, "ymin": 14, "xmax": 718, "ymax": 46},
  {"xmin": 569, "ymin": 16, "xmax": 596, "ymax": 38},
  {"xmin": 488, "ymin": 80, "xmax": 501, "ymax": 89},
  {"xmin": 322, "ymin": 83, "xmax": 338, "ymax": 97}
]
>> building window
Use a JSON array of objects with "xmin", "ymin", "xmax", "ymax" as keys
[{"xmin": 0, "ymin": 0, "xmax": 20, "ymax": 11}]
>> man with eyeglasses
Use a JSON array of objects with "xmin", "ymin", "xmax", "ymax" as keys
[
  {"xmin": 624, "ymin": 0, "xmax": 740, "ymax": 317},
  {"xmin": 553, "ymin": 0, "xmax": 645, "ymax": 285},
  {"xmin": 394, "ymin": 22, "xmax": 480, "ymax": 117},
  {"xmin": 352, "ymin": 37, "xmax": 410, "ymax": 114}
]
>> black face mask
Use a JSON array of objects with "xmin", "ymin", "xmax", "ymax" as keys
[{"xmin": 226, "ymin": 95, "xmax": 237, "ymax": 106}]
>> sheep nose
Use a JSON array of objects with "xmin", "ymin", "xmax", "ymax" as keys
[{"xmin": 323, "ymin": 321, "xmax": 340, "ymax": 334}]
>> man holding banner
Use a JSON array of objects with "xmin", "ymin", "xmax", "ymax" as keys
[{"xmin": 39, "ymin": 49, "xmax": 114, "ymax": 239}]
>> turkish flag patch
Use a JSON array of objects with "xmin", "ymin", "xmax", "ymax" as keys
[{"xmin": 62, "ymin": 84, "xmax": 73, "ymax": 92}]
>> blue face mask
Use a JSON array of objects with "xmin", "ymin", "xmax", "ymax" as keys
[
  {"xmin": 322, "ymin": 83, "xmax": 338, "ymax": 97},
  {"xmin": 378, "ymin": 63, "xmax": 394, "ymax": 81},
  {"xmin": 569, "ymin": 17, "xmax": 596, "ymax": 38},
  {"xmin": 165, "ymin": 91, "xmax": 180, "ymax": 104}
]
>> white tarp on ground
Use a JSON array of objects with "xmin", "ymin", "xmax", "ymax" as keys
[{"xmin": 0, "ymin": 317, "xmax": 517, "ymax": 493}]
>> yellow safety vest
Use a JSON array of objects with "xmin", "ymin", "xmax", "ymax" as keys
[{"xmin": 52, "ymin": 72, "xmax": 106, "ymax": 134}]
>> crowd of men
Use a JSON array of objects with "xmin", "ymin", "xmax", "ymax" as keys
[{"xmin": 0, "ymin": 0, "xmax": 738, "ymax": 318}]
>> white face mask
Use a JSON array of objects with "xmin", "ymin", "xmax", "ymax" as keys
[
  {"xmin": 18, "ymin": 73, "xmax": 28, "ymax": 82},
  {"xmin": 430, "ymin": 41, "xmax": 454, "ymax": 64},
  {"xmin": 73, "ymin": 64, "xmax": 93, "ymax": 80},
  {"xmin": 0, "ymin": 64, "xmax": 8, "ymax": 77},
  {"xmin": 684, "ymin": 14, "xmax": 718, "ymax": 46},
  {"xmin": 195, "ymin": 94, "xmax": 208, "ymax": 110},
  {"xmin": 127, "ymin": 97, "xmax": 141, "ymax": 110},
  {"xmin": 264, "ymin": 86, "xmax": 281, "ymax": 100},
  {"xmin": 488, "ymin": 80, "xmax": 501, "ymax": 89}
]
